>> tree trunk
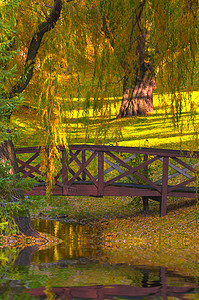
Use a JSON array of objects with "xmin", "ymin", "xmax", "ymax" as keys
[
  {"xmin": 14, "ymin": 244, "xmax": 41, "ymax": 266},
  {"xmin": 118, "ymin": 26, "xmax": 156, "ymax": 118},
  {"xmin": 118, "ymin": 76, "xmax": 156, "ymax": 117},
  {"xmin": 0, "ymin": 140, "xmax": 40, "ymax": 237}
]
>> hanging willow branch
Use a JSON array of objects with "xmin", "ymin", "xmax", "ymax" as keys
[{"xmin": 10, "ymin": 0, "xmax": 63, "ymax": 98}]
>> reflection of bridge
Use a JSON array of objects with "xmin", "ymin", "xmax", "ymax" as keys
[
  {"xmin": 26, "ymin": 267, "xmax": 198, "ymax": 299},
  {"xmin": 16, "ymin": 144, "xmax": 199, "ymax": 216},
  {"xmin": 27, "ymin": 285, "xmax": 198, "ymax": 299}
]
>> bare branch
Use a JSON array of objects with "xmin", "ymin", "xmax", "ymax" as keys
[
  {"xmin": 129, "ymin": 0, "xmax": 146, "ymax": 52},
  {"xmin": 41, "ymin": 8, "xmax": 49, "ymax": 19},
  {"xmin": 10, "ymin": 0, "xmax": 63, "ymax": 98}
]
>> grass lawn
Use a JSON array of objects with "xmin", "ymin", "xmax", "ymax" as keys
[{"xmin": 12, "ymin": 92, "xmax": 199, "ymax": 150}]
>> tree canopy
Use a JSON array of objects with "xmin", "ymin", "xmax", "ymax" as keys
[
  {"xmin": 8, "ymin": 0, "xmax": 198, "ymax": 137},
  {"xmin": 0, "ymin": 0, "xmax": 198, "ymax": 176},
  {"xmin": 1, "ymin": 1, "xmax": 198, "ymax": 126}
]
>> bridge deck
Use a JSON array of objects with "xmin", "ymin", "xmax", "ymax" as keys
[{"xmin": 16, "ymin": 144, "xmax": 199, "ymax": 216}]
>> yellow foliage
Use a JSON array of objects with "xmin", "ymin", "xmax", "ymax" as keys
[{"xmin": 5, "ymin": 0, "xmax": 198, "ymax": 193}]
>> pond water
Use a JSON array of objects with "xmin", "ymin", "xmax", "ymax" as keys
[{"xmin": 0, "ymin": 219, "xmax": 199, "ymax": 299}]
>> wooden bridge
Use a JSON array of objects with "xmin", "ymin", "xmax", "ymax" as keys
[{"xmin": 16, "ymin": 144, "xmax": 199, "ymax": 216}]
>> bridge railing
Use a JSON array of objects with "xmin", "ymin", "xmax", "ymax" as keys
[{"xmin": 16, "ymin": 145, "xmax": 199, "ymax": 216}]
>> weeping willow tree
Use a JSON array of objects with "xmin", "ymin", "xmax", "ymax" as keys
[
  {"xmin": 18, "ymin": 0, "xmax": 199, "ymax": 143},
  {"xmin": 0, "ymin": 0, "xmax": 64, "ymax": 237},
  {"xmin": 93, "ymin": 0, "xmax": 198, "ymax": 116},
  {"xmin": 0, "ymin": 0, "xmax": 198, "ymax": 236}
]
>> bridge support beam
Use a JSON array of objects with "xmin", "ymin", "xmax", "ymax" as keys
[
  {"xmin": 143, "ymin": 196, "xmax": 149, "ymax": 212},
  {"xmin": 161, "ymin": 157, "xmax": 169, "ymax": 216},
  {"xmin": 62, "ymin": 148, "xmax": 68, "ymax": 196},
  {"xmin": 98, "ymin": 151, "xmax": 104, "ymax": 196}
]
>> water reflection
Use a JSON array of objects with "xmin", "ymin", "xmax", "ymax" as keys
[
  {"xmin": 31, "ymin": 219, "xmax": 102, "ymax": 262},
  {"xmin": 27, "ymin": 283, "xmax": 199, "ymax": 300},
  {"xmin": 0, "ymin": 219, "xmax": 199, "ymax": 299}
]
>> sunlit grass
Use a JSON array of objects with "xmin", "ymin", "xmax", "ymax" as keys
[{"xmin": 12, "ymin": 91, "xmax": 199, "ymax": 151}]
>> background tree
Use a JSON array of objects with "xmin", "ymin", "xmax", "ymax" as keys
[{"xmin": 93, "ymin": 0, "xmax": 198, "ymax": 117}]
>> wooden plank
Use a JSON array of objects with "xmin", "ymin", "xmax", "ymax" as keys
[
  {"xmin": 68, "ymin": 150, "xmax": 81, "ymax": 165},
  {"xmin": 102, "ymin": 285, "xmax": 160, "ymax": 297},
  {"xmin": 102, "ymin": 153, "xmax": 136, "ymax": 173},
  {"xmin": 68, "ymin": 151, "xmax": 98, "ymax": 186},
  {"xmin": 103, "ymin": 155, "xmax": 138, "ymax": 183},
  {"xmin": 69, "ymin": 152, "xmax": 98, "ymax": 186},
  {"xmin": 17, "ymin": 157, "xmax": 39, "ymax": 170},
  {"xmin": 155, "ymin": 157, "xmax": 193, "ymax": 183},
  {"xmin": 82, "ymin": 150, "xmax": 86, "ymax": 180},
  {"xmin": 168, "ymin": 191, "xmax": 198, "ymax": 198},
  {"xmin": 54, "ymin": 179, "xmax": 63, "ymax": 187},
  {"xmin": 143, "ymin": 155, "xmax": 149, "ymax": 212},
  {"xmin": 167, "ymin": 160, "xmax": 193, "ymax": 178},
  {"xmin": 166, "ymin": 161, "xmax": 199, "ymax": 182},
  {"xmin": 25, "ymin": 185, "xmax": 63, "ymax": 196},
  {"xmin": 17, "ymin": 152, "xmax": 40, "ymax": 173},
  {"xmin": 143, "ymin": 196, "xmax": 149, "ymax": 211},
  {"xmin": 90, "ymin": 151, "xmax": 138, "ymax": 183},
  {"xmin": 172, "ymin": 157, "xmax": 196, "ymax": 173},
  {"xmin": 143, "ymin": 154, "xmax": 148, "ymax": 176},
  {"xmin": 16, "ymin": 146, "xmax": 40, "ymax": 154},
  {"xmin": 61, "ymin": 149, "xmax": 68, "ymax": 195},
  {"xmin": 168, "ymin": 177, "xmax": 195, "ymax": 192},
  {"xmin": 17, "ymin": 144, "xmax": 199, "ymax": 159},
  {"xmin": 98, "ymin": 151, "xmax": 104, "ymax": 196},
  {"xmin": 161, "ymin": 157, "xmax": 169, "ymax": 216},
  {"xmin": 68, "ymin": 167, "xmax": 82, "ymax": 181},
  {"xmin": 66, "ymin": 184, "xmax": 97, "ymax": 196},
  {"xmin": 20, "ymin": 164, "xmax": 41, "ymax": 178},
  {"xmin": 103, "ymin": 185, "xmax": 160, "ymax": 197},
  {"xmin": 106, "ymin": 151, "xmax": 137, "ymax": 171},
  {"xmin": 104, "ymin": 156, "xmax": 160, "ymax": 187},
  {"xmin": 134, "ymin": 171, "xmax": 161, "ymax": 192},
  {"xmin": 69, "ymin": 144, "xmax": 199, "ymax": 158},
  {"xmin": 70, "ymin": 286, "xmax": 98, "ymax": 298},
  {"xmin": 25, "ymin": 284, "xmax": 199, "ymax": 299},
  {"xmin": 18, "ymin": 145, "xmax": 199, "ymax": 217}
]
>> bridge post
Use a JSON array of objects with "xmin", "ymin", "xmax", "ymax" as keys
[
  {"xmin": 143, "ymin": 154, "xmax": 149, "ymax": 212},
  {"xmin": 98, "ymin": 151, "xmax": 104, "ymax": 196},
  {"xmin": 143, "ymin": 197, "xmax": 149, "ymax": 212},
  {"xmin": 82, "ymin": 150, "xmax": 86, "ymax": 180},
  {"xmin": 61, "ymin": 148, "xmax": 68, "ymax": 195},
  {"xmin": 161, "ymin": 156, "xmax": 169, "ymax": 216}
]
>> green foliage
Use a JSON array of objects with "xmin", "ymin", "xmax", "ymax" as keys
[
  {"xmin": 0, "ymin": 161, "xmax": 36, "ymax": 199},
  {"xmin": 28, "ymin": 195, "xmax": 50, "ymax": 216},
  {"xmin": 0, "ymin": 0, "xmax": 24, "ymax": 145},
  {"xmin": 0, "ymin": 161, "xmax": 37, "ymax": 236},
  {"xmin": 0, "ymin": 247, "xmax": 19, "ymax": 272},
  {"xmin": 0, "ymin": 0, "xmax": 23, "ymax": 111},
  {"xmin": 0, "ymin": 0, "xmax": 35, "ymax": 236}
]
